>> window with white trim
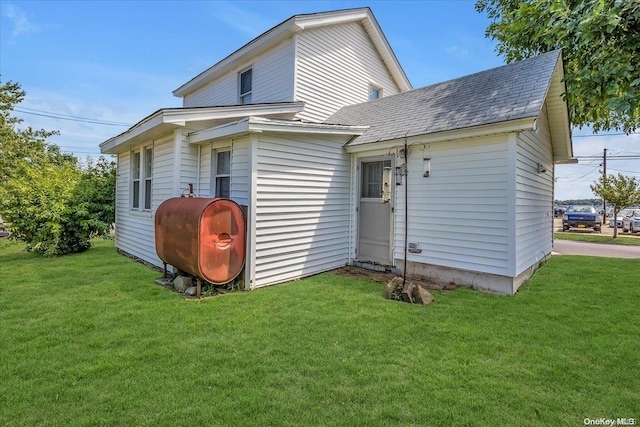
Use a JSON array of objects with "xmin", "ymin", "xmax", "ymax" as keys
[
  {"xmin": 239, "ymin": 68, "xmax": 252, "ymax": 105},
  {"xmin": 143, "ymin": 147, "xmax": 152, "ymax": 210},
  {"xmin": 132, "ymin": 150, "xmax": 141, "ymax": 209},
  {"xmin": 369, "ymin": 84, "xmax": 382, "ymax": 101},
  {"xmin": 213, "ymin": 150, "xmax": 231, "ymax": 198},
  {"xmin": 131, "ymin": 146, "xmax": 152, "ymax": 210}
]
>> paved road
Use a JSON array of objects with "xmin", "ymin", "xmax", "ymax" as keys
[{"xmin": 553, "ymin": 239, "xmax": 640, "ymax": 259}]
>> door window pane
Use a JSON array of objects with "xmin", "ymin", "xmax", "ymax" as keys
[{"xmin": 361, "ymin": 160, "xmax": 390, "ymax": 198}]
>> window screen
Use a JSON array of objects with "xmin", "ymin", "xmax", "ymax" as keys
[
  {"xmin": 215, "ymin": 151, "xmax": 231, "ymax": 198},
  {"xmin": 240, "ymin": 69, "xmax": 252, "ymax": 104},
  {"xmin": 361, "ymin": 160, "xmax": 390, "ymax": 198}
]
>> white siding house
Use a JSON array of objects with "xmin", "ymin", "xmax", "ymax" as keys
[
  {"xmin": 329, "ymin": 49, "xmax": 572, "ymax": 294},
  {"xmin": 101, "ymin": 8, "xmax": 573, "ymax": 295}
]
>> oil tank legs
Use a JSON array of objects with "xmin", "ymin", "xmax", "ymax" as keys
[{"xmin": 196, "ymin": 278, "xmax": 202, "ymax": 299}]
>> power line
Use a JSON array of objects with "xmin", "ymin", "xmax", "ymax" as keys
[
  {"xmin": 14, "ymin": 107, "xmax": 133, "ymax": 127},
  {"xmin": 573, "ymin": 132, "xmax": 640, "ymax": 138},
  {"xmin": 608, "ymin": 168, "xmax": 640, "ymax": 174},
  {"xmin": 557, "ymin": 165, "xmax": 601, "ymax": 182},
  {"xmin": 574, "ymin": 155, "xmax": 640, "ymax": 160}
]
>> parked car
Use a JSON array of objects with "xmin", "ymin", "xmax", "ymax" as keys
[
  {"xmin": 562, "ymin": 205, "xmax": 602, "ymax": 232},
  {"xmin": 554, "ymin": 207, "xmax": 566, "ymax": 217},
  {"xmin": 622, "ymin": 209, "xmax": 640, "ymax": 233},
  {"xmin": 609, "ymin": 208, "xmax": 634, "ymax": 228}
]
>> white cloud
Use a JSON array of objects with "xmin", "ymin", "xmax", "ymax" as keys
[{"xmin": 2, "ymin": 4, "xmax": 39, "ymax": 37}]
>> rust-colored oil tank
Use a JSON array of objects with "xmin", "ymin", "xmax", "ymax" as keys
[{"xmin": 155, "ymin": 198, "xmax": 246, "ymax": 284}]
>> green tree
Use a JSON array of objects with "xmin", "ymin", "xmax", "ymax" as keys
[
  {"xmin": 476, "ymin": 0, "xmax": 640, "ymax": 133},
  {"xmin": 590, "ymin": 173, "xmax": 640, "ymax": 237},
  {"xmin": 0, "ymin": 79, "xmax": 115, "ymax": 254},
  {"xmin": 0, "ymin": 80, "xmax": 62, "ymax": 184}
]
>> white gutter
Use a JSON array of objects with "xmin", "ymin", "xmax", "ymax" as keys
[
  {"xmin": 344, "ymin": 117, "xmax": 537, "ymax": 154},
  {"xmin": 188, "ymin": 116, "xmax": 369, "ymax": 145},
  {"xmin": 99, "ymin": 102, "xmax": 305, "ymax": 154}
]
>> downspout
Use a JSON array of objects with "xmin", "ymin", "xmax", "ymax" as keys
[{"xmin": 403, "ymin": 137, "xmax": 408, "ymax": 287}]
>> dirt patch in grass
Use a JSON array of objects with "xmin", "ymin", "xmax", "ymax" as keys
[{"xmin": 331, "ymin": 266, "xmax": 461, "ymax": 291}]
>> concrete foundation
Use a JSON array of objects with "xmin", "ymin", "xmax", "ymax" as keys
[{"xmin": 396, "ymin": 254, "xmax": 550, "ymax": 296}]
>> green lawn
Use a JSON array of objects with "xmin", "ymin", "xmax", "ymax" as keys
[
  {"xmin": 1, "ymin": 239, "xmax": 638, "ymax": 426},
  {"xmin": 555, "ymin": 232, "xmax": 640, "ymax": 245}
]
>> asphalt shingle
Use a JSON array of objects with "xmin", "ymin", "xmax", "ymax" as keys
[{"xmin": 326, "ymin": 50, "xmax": 561, "ymax": 146}]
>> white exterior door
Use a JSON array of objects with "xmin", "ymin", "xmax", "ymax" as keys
[{"xmin": 357, "ymin": 158, "xmax": 393, "ymax": 265}]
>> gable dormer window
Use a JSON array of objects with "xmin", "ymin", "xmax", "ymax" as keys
[
  {"xmin": 239, "ymin": 68, "xmax": 252, "ymax": 104},
  {"xmin": 369, "ymin": 84, "xmax": 382, "ymax": 101}
]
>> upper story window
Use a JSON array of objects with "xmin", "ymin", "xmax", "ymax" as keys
[
  {"xmin": 239, "ymin": 68, "xmax": 252, "ymax": 104},
  {"xmin": 214, "ymin": 150, "xmax": 231, "ymax": 198},
  {"xmin": 369, "ymin": 84, "xmax": 382, "ymax": 101},
  {"xmin": 131, "ymin": 146, "xmax": 152, "ymax": 210}
]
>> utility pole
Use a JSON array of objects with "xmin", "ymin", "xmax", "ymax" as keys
[{"xmin": 602, "ymin": 148, "xmax": 607, "ymax": 219}]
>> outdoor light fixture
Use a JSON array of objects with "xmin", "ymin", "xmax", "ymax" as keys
[{"xmin": 423, "ymin": 158, "xmax": 431, "ymax": 177}]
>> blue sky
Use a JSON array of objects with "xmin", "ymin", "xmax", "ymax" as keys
[{"xmin": 1, "ymin": 0, "xmax": 638, "ymax": 201}]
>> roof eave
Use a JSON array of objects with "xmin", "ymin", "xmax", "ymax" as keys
[
  {"xmin": 100, "ymin": 102, "xmax": 306, "ymax": 154},
  {"xmin": 344, "ymin": 117, "xmax": 537, "ymax": 153},
  {"xmin": 189, "ymin": 116, "xmax": 368, "ymax": 145},
  {"xmin": 100, "ymin": 112, "xmax": 175, "ymax": 155},
  {"xmin": 544, "ymin": 51, "xmax": 574, "ymax": 162}
]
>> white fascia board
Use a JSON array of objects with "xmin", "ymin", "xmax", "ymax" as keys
[
  {"xmin": 162, "ymin": 102, "xmax": 305, "ymax": 124},
  {"xmin": 101, "ymin": 103, "xmax": 305, "ymax": 154},
  {"xmin": 555, "ymin": 158, "xmax": 579, "ymax": 165},
  {"xmin": 294, "ymin": 9, "xmax": 370, "ymax": 28},
  {"xmin": 344, "ymin": 117, "xmax": 536, "ymax": 154},
  {"xmin": 100, "ymin": 113, "xmax": 173, "ymax": 154},
  {"xmin": 247, "ymin": 117, "xmax": 369, "ymax": 136},
  {"xmin": 189, "ymin": 118, "xmax": 251, "ymax": 145},
  {"xmin": 172, "ymin": 20, "xmax": 299, "ymax": 97},
  {"xmin": 188, "ymin": 117, "xmax": 368, "ymax": 145},
  {"xmin": 547, "ymin": 52, "xmax": 573, "ymax": 160}
]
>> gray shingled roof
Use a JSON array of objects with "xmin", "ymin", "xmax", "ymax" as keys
[{"xmin": 326, "ymin": 50, "xmax": 561, "ymax": 146}]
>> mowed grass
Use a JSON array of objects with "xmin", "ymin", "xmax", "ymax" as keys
[
  {"xmin": 555, "ymin": 231, "xmax": 640, "ymax": 246},
  {"xmin": 1, "ymin": 239, "xmax": 639, "ymax": 426}
]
